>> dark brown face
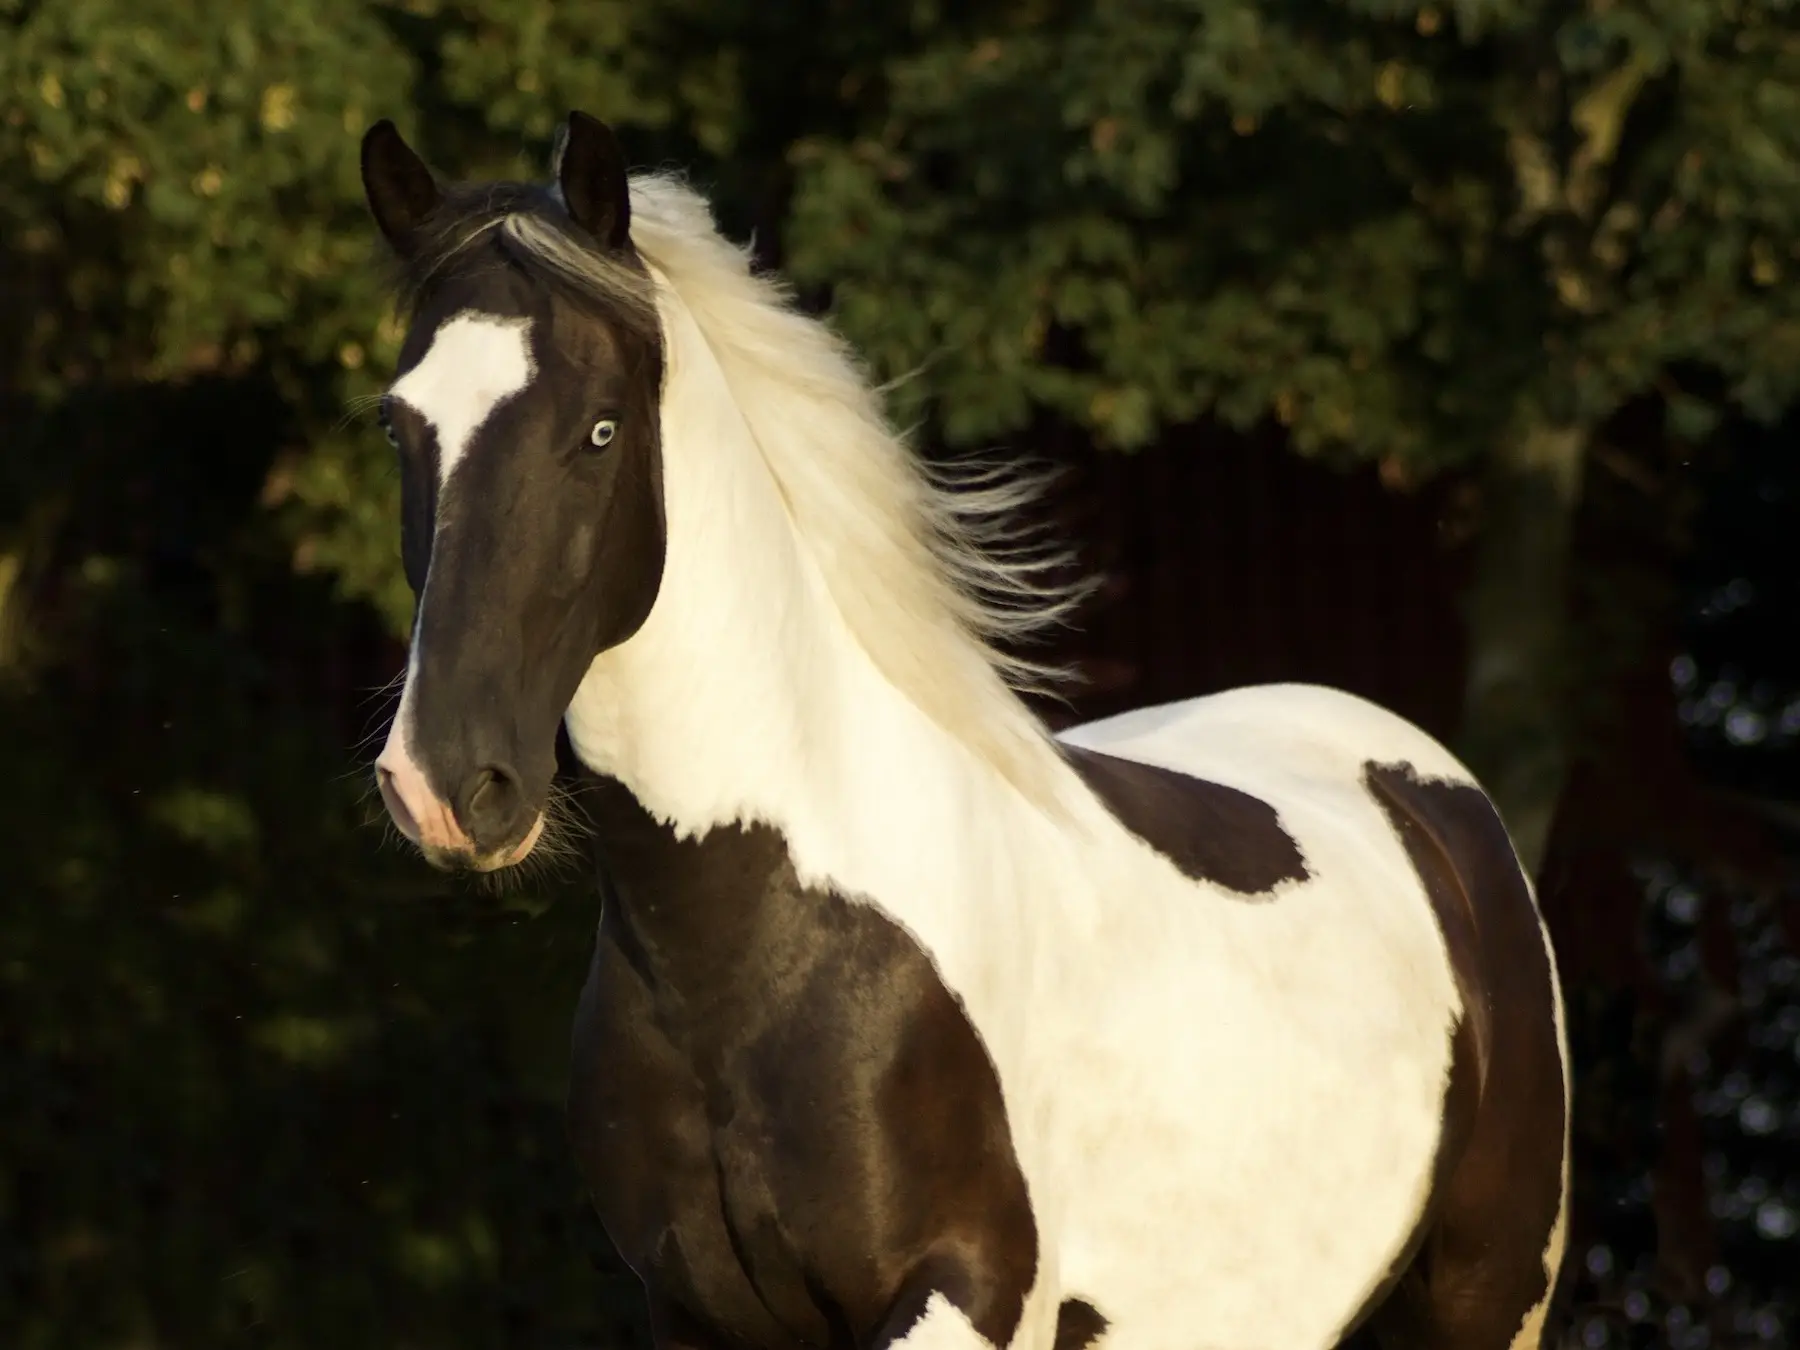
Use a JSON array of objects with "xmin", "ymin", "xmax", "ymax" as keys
[{"xmin": 359, "ymin": 114, "xmax": 666, "ymax": 872}]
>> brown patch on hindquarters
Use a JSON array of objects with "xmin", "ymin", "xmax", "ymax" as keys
[
  {"xmin": 1358, "ymin": 761, "xmax": 1568, "ymax": 1350},
  {"xmin": 1065, "ymin": 745, "xmax": 1309, "ymax": 895}
]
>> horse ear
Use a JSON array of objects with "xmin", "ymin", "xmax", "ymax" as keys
[
  {"xmin": 556, "ymin": 111, "xmax": 631, "ymax": 251},
  {"xmin": 361, "ymin": 120, "xmax": 441, "ymax": 255}
]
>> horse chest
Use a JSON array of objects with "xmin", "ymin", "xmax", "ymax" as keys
[{"xmin": 564, "ymin": 801, "xmax": 1041, "ymax": 1350}]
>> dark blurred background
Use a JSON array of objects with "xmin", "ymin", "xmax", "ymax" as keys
[{"xmin": 2, "ymin": 2, "xmax": 1797, "ymax": 1347}]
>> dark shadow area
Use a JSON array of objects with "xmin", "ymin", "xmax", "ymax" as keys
[{"xmin": 0, "ymin": 376, "xmax": 644, "ymax": 1349}]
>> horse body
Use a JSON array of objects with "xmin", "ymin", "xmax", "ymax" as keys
[
  {"xmin": 1053, "ymin": 690, "xmax": 1569, "ymax": 1350},
  {"xmin": 357, "ymin": 113, "xmax": 1570, "ymax": 1350},
  {"xmin": 566, "ymin": 659, "xmax": 1566, "ymax": 1350}
]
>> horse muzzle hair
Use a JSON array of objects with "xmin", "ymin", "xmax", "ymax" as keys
[{"xmin": 375, "ymin": 723, "xmax": 546, "ymax": 873}]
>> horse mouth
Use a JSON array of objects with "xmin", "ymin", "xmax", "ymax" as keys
[
  {"xmin": 418, "ymin": 813, "xmax": 545, "ymax": 873},
  {"xmin": 376, "ymin": 752, "xmax": 550, "ymax": 878},
  {"xmin": 378, "ymin": 763, "xmax": 548, "ymax": 873}
]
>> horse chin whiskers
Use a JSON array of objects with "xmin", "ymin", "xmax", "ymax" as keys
[
  {"xmin": 418, "ymin": 843, "xmax": 485, "ymax": 876},
  {"xmin": 428, "ymin": 803, "xmax": 590, "ymax": 896},
  {"xmin": 485, "ymin": 795, "xmax": 591, "ymax": 893},
  {"xmin": 416, "ymin": 837, "xmax": 528, "ymax": 877}
]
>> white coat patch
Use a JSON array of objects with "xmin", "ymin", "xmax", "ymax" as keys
[{"xmin": 390, "ymin": 312, "xmax": 535, "ymax": 486}]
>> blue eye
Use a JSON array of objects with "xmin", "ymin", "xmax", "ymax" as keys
[{"xmin": 589, "ymin": 418, "xmax": 618, "ymax": 448}]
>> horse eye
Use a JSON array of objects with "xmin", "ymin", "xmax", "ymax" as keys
[{"xmin": 589, "ymin": 418, "xmax": 619, "ymax": 449}]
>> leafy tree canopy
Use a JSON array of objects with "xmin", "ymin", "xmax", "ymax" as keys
[
  {"xmin": 784, "ymin": 0, "xmax": 1800, "ymax": 460},
  {"xmin": 7, "ymin": 0, "xmax": 1798, "ymax": 638}
]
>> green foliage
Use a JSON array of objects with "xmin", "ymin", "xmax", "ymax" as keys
[
  {"xmin": 3, "ymin": 0, "xmax": 406, "ymax": 631},
  {"xmin": 6, "ymin": 0, "xmax": 1800, "ymax": 633},
  {"xmin": 0, "ymin": 0, "xmax": 408, "ymax": 386},
  {"xmin": 782, "ymin": 0, "xmax": 1800, "ymax": 462}
]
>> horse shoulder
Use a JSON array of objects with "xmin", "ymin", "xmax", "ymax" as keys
[{"xmin": 569, "ymin": 775, "xmax": 1045, "ymax": 1350}]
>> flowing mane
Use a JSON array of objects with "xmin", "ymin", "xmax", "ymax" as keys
[{"xmin": 398, "ymin": 172, "xmax": 1088, "ymax": 808}]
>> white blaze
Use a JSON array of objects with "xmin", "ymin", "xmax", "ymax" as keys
[
  {"xmin": 390, "ymin": 312, "xmax": 536, "ymax": 487},
  {"xmin": 376, "ymin": 310, "xmax": 538, "ymax": 852}
]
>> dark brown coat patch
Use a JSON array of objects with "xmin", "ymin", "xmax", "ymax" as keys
[
  {"xmin": 1052, "ymin": 1298, "xmax": 1109, "ymax": 1350},
  {"xmin": 1065, "ymin": 745, "xmax": 1309, "ymax": 895},
  {"xmin": 567, "ymin": 768, "xmax": 1039, "ymax": 1350},
  {"xmin": 1358, "ymin": 761, "xmax": 1567, "ymax": 1350}
]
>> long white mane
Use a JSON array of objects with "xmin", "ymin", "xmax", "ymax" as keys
[{"xmin": 502, "ymin": 174, "xmax": 1087, "ymax": 807}]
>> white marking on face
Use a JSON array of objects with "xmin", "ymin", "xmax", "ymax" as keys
[
  {"xmin": 390, "ymin": 312, "xmax": 536, "ymax": 487},
  {"xmin": 376, "ymin": 312, "xmax": 538, "ymax": 867}
]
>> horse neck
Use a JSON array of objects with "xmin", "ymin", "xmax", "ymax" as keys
[
  {"xmin": 562, "ymin": 296, "xmax": 1083, "ymax": 954},
  {"xmin": 573, "ymin": 766, "xmax": 798, "ymax": 1000},
  {"xmin": 564, "ymin": 446, "xmax": 1016, "ymax": 900}
]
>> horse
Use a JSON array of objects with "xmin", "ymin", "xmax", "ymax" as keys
[{"xmin": 358, "ymin": 111, "xmax": 1570, "ymax": 1350}]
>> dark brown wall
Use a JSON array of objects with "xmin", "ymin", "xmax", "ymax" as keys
[{"xmin": 1031, "ymin": 424, "xmax": 1472, "ymax": 741}]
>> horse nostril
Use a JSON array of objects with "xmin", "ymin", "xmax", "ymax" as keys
[{"xmin": 460, "ymin": 764, "xmax": 527, "ymax": 848}]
